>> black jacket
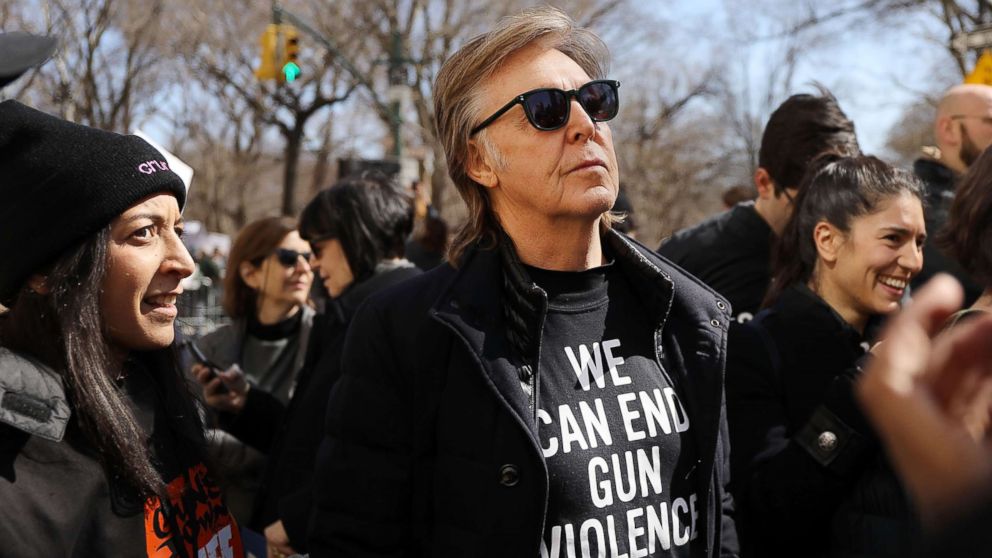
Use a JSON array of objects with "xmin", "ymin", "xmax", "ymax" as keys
[
  {"xmin": 0, "ymin": 348, "xmax": 144, "ymax": 556},
  {"xmin": 727, "ymin": 284, "xmax": 914, "ymax": 557},
  {"xmin": 221, "ymin": 264, "xmax": 422, "ymax": 550},
  {"xmin": 0, "ymin": 347, "xmax": 242, "ymax": 558},
  {"xmin": 658, "ymin": 202, "xmax": 773, "ymax": 323},
  {"xmin": 308, "ymin": 230, "xmax": 739, "ymax": 557},
  {"xmin": 911, "ymin": 158, "xmax": 981, "ymax": 304}
]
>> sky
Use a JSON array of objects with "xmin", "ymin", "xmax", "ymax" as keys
[
  {"xmin": 652, "ymin": 0, "xmax": 960, "ymax": 157},
  {"xmin": 77, "ymin": 0, "xmax": 967, "ymax": 173}
]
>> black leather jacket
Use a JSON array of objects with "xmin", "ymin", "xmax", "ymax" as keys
[{"xmin": 308, "ymin": 230, "xmax": 739, "ymax": 557}]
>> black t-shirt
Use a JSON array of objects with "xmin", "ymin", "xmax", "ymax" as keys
[
  {"xmin": 658, "ymin": 202, "xmax": 772, "ymax": 323},
  {"xmin": 526, "ymin": 261, "xmax": 702, "ymax": 558}
]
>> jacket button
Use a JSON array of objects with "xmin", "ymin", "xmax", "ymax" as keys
[
  {"xmin": 498, "ymin": 464, "xmax": 520, "ymax": 487},
  {"xmin": 817, "ymin": 431, "xmax": 838, "ymax": 452}
]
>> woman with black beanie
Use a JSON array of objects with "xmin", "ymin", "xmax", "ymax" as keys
[{"xmin": 0, "ymin": 100, "xmax": 244, "ymax": 557}]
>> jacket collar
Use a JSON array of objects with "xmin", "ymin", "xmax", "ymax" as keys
[
  {"xmin": 602, "ymin": 229, "xmax": 676, "ymax": 328},
  {"xmin": 431, "ymin": 243, "xmax": 538, "ymax": 438},
  {"xmin": 331, "ymin": 260, "xmax": 420, "ymax": 323},
  {"xmin": 0, "ymin": 347, "xmax": 71, "ymax": 442},
  {"xmin": 775, "ymin": 283, "xmax": 873, "ymax": 346},
  {"xmin": 441, "ymin": 230, "xmax": 680, "ymax": 362},
  {"xmin": 430, "ymin": 230, "xmax": 682, "ymax": 443}
]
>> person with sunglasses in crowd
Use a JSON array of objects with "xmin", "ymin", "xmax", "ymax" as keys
[
  {"xmin": 200, "ymin": 172, "xmax": 420, "ymax": 557},
  {"xmin": 0, "ymin": 100, "xmax": 244, "ymax": 557},
  {"xmin": 190, "ymin": 216, "xmax": 315, "ymax": 521},
  {"xmin": 308, "ymin": 7, "xmax": 738, "ymax": 557},
  {"xmin": 726, "ymin": 155, "xmax": 927, "ymax": 557}
]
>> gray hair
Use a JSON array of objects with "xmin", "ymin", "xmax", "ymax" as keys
[{"xmin": 434, "ymin": 6, "xmax": 612, "ymax": 264}]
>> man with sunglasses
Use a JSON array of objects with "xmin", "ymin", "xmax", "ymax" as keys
[
  {"xmin": 659, "ymin": 89, "xmax": 859, "ymax": 323},
  {"xmin": 309, "ymin": 7, "xmax": 738, "ymax": 558},
  {"xmin": 910, "ymin": 84, "xmax": 992, "ymax": 304}
]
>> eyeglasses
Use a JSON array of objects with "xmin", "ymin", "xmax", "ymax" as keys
[
  {"xmin": 470, "ymin": 79, "xmax": 620, "ymax": 136},
  {"xmin": 273, "ymin": 248, "xmax": 312, "ymax": 267},
  {"xmin": 951, "ymin": 114, "xmax": 992, "ymax": 125}
]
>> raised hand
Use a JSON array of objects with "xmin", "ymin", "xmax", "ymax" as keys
[{"xmin": 858, "ymin": 274, "xmax": 992, "ymax": 527}]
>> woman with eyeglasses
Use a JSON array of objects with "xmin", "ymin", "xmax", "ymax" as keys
[
  {"xmin": 726, "ymin": 154, "xmax": 927, "ymax": 557},
  {"xmin": 0, "ymin": 101, "xmax": 244, "ymax": 556},
  {"xmin": 197, "ymin": 172, "xmax": 420, "ymax": 556},
  {"xmin": 190, "ymin": 216, "xmax": 315, "ymax": 522}
]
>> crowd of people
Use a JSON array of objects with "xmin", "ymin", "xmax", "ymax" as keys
[{"xmin": 6, "ymin": 6, "xmax": 992, "ymax": 558}]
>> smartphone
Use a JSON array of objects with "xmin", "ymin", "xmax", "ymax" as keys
[{"xmin": 183, "ymin": 340, "xmax": 229, "ymax": 394}]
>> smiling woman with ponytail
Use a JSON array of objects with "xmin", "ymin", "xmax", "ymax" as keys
[
  {"xmin": 726, "ymin": 154, "xmax": 928, "ymax": 558},
  {"xmin": 0, "ymin": 100, "xmax": 244, "ymax": 557}
]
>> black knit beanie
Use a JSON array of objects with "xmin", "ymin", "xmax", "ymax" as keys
[{"xmin": 0, "ymin": 100, "xmax": 188, "ymax": 304}]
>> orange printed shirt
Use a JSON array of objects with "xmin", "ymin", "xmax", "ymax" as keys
[{"xmin": 144, "ymin": 462, "xmax": 244, "ymax": 558}]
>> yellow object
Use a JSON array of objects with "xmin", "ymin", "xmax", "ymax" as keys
[
  {"xmin": 255, "ymin": 24, "xmax": 300, "ymax": 82},
  {"xmin": 255, "ymin": 24, "xmax": 280, "ymax": 81},
  {"xmin": 964, "ymin": 50, "xmax": 992, "ymax": 85}
]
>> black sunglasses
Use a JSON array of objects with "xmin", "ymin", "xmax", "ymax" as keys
[
  {"xmin": 470, "ymin": 79, "xmax": 620, "ymax": 136},
  {"xmin": 274, "ymin": 248, "xmax": 312, "ymax": 267}
]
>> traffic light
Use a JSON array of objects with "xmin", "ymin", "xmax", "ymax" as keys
[
  {"xmin": 254, "ymin": 24, "xmax": 300, "ymax": 83},
  {"xmin": 254, "ymin": 24, "xmax": 280, "ymax": 81},
  {"xmin": 281, "ymin": 25, "xmax": 301, "ymax": 82}
]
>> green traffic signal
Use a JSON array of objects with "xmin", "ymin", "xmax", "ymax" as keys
[{"xmin": 283, "ymin": 62, "xmax": 300, "ymax": 82}]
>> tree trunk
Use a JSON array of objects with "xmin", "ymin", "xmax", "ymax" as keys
[
  {"xmin": 310, "ymin": 122, "xmax": 335, "ymax": 197},
  {"xmin": 282, "ymin": 126, "xmax": 304, "ymax": 216}
]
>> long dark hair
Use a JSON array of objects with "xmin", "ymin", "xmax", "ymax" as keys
[
  {"xmin": 299, "ymin": 171, "xmax": 414, "ymax": 281},
  {"xmin": 0, "ymin": 227, "xmax": 203, "ymax": 499},
  {"xmin": 765, "ymin": 154, "xmax": 926, "ymax": 307}
]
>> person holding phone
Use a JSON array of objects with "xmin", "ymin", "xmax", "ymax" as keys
[
  {"xmin": 0, "ymin": 100, "xmax": 243, "ymax": 557},
  {"xmin": 192, "ymin": 217, "xmax": 315, "ymax": 404},
  {"xmin": 189, "ymin": 216, "xmax": 315, "ymax": 521}
]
